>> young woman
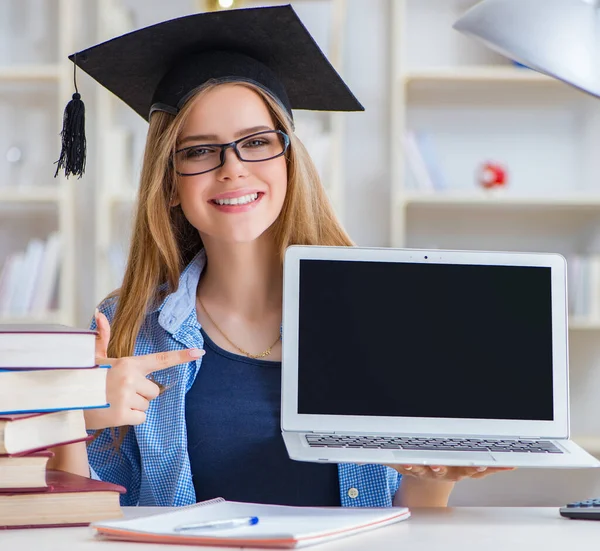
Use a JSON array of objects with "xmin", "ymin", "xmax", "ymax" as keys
[{"xmin": 50, "ymin": 7, "xmax": 512, "ymax": 508}]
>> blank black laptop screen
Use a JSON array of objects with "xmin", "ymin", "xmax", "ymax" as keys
[{"xmin": 297, "ymin": 260, "xmax": 554, "ymax": 421}]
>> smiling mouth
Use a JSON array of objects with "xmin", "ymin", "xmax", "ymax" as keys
[{"xmin": 210, "ymin": 192, "xmax": 262, "ymax": 206}]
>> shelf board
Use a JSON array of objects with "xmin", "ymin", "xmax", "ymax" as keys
[
  {"xmin": 0, "ymin": 187, "xmax": 61, "ymax": 203},
  {"xmin": 404, "ymin": 66, "xmax": 555, "ymax": 85},
  {"xmin": 569, "ymin": 317, "xmax": 600, "ymax": 331},
  {"xmin": 106, "ymin": 189, "xmax": 137, "ymax": 205},
  {"xmin": 0, "ymin": 311, "xmax": 62, "ymax": 325},
  {"xmin": 403, "ymin": 66, "xmax": 578, "ymax": 103},
  {"xmin": 0, "ymin": 64, "xmax": 61, "ymax": 81},
  {"xmin": 402, "ymin": 191, "xmax": 600, "ymax": 210}
]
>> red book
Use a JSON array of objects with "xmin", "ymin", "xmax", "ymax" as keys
[
  {"xmin": 0, "ymin": 450, "xmax": 53, "ymax": 492},
  {"xmin": 0, "ymin": 410, "xmax": 89, "ymax": 455},
  {"xmin": 0, "ymin": 470, "xmax": 126, "ymax": 529}
]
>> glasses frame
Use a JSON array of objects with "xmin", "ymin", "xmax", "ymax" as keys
[{"xmin": 174, "ymin": 129, "xmax": 290, "ymax": 177}]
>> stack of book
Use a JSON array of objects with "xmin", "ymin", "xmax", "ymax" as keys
[{"xmin": 0, "ymin": 324, "xmax": 124, "ymax": 529}]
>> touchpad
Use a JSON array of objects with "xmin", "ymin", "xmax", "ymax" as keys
[{"xmin": 392, "ymin": 450, "xmax": 495, "ymax": 465}]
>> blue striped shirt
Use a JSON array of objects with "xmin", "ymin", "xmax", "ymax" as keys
[{"xmin": 88, "ymin": 250, "xmax": 401, "ymax": 507}]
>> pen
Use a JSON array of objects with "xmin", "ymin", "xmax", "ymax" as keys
[{"xmin": 173, "ymin": 516, "xmax": 259, "ymax": 532}]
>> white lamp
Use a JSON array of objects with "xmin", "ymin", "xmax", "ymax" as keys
[{"xmin": 453, "ymin": 0, "xmax": 600, "ymax": 97}]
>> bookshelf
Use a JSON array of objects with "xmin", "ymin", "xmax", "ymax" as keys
[
  {"xmin": 570, "ymin": 318, "xmax": 600, "ymax": 331},
  {"xmin": 404, "ymin": 65, "xmax": 557, "ymax": 82},
  {"xmin": 0, "ymin": 65, "xmax": 62, "ymax": 81},
  {"xmin": 390, "ymin": 0, "xmax": 600, "ymax": 319},
  {"xmin": 390, "ymin": 0, "xmax": 600, "ymax": 499},
  {"xmin": 93, "ymin": 0, "xmax": 349, "ymax": 305},
  {"xmin": 0, "ymin": 0, "xmax": 77, "ymax": 325}
]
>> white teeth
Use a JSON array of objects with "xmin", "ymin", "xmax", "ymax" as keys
[{"xmin": 214, "ymin": 193, "xmax": 259, "ymax": 206}]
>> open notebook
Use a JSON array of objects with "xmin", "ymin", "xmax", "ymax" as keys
[{"xmin": 92, "ymin": 497, "xmax": 410, "ymax": 548}]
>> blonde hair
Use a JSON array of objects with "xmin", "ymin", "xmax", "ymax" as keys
[{"xmin": 106, "ymin": 80, "xmax": 353, "ymax": 359}]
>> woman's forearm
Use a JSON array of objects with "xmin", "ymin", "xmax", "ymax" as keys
[
  {"xmin": 46, "ymin": 441, "xmax": 90, "ymax": 478},
  {"xmin": 393, "ymin": 476, "xmax": 455, "ymax": 507}
]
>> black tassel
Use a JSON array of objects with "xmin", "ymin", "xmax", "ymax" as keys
[{"xmin": 55, "ymin": 57, "xmax": 86, "ymax": 179}]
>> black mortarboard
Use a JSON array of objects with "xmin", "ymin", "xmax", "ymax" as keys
[{"xmin": 54, "ymin": 4, "xmax": 363, "ymax": 179}]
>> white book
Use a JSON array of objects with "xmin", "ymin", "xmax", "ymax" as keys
[
  {"xmin": 29, "ymin": 232, "xmax": 61, "ymax": 315},
  {"xmin": 566, "ymin": 254, "xmax": 579, "ymax": 317},
  {"xmin": 11, "ymin": 238, "xmax": 45, "ymax": 315},
  {"xmin": 403, "ymin": 130, "xmax": 435, "ymax": 192},
  {"xmin": 0, "ymin": 324, "xmax": 96, "ymax": 368},
  {"xmin": 569, "ymin": 255, "xmax": 586, "ymax": 317},
  {"xmin": 92, "ymin": 497, "xmax": 410, "ymax": 549},
  {"xmin": 414, "ymin": 132, "xmax": 448, "ymax": 191},
  {"xmin": 10, "ymin": 238, "xmax": 44, "ymax": 316},
  {"xmin": 0, "ymin": 254, "xmax": 18, "ymax": 314},
  {"xmin": 0, "ymin": 367, "xmax": 108, "ymax": 414},
  {"xmin": 1, "ymin": 252, "xmax": 25, "ymax": 317},
  {"xmin": 579, "ymin": 257, "xmax": 591, "ymax": 318}
]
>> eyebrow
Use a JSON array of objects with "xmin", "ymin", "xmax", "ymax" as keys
[{"xmin": 178, "ymin": 125, "xmax": 274, "ymax": 146}]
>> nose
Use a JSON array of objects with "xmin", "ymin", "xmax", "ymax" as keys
[{"xmin": 216, "ymin": 145, "xmax": 248, "ymax": 180}]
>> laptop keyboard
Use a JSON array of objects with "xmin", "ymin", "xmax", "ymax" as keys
[{"xmin": 305, "ymin": 435, "xmax": 563, "ymax": 453}]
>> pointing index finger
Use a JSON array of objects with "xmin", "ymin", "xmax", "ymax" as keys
[{"xmin": 136, "ymin": 348, "xmax": 204, "ymax": 375}]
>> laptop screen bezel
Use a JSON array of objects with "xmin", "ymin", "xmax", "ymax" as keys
[{"xmin": 281, "ymin": 245, "xmax": 569, "ymax": 439}]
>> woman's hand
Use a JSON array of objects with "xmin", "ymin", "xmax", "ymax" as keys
[
  {"xmin": 390, "ymin": 464, "xmax": 515, "ymax": 482},
  {"xmin": 84, "ymin": 310, "xmax": 205, "ymax": 430},
  {"xmin": 389, "ymin": 464, "xmax": 516, "ymax": 507}
]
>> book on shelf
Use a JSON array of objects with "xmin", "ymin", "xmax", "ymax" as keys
[
  {"xmin": 9, "ymin": 238, "xmax": 45, "ymax": 316},
  {"xmin": 0, "ymin": 252, "xmax": 24, "ymax": 316},
  {"xmin": 567, "ymin": 254, "xmax": 600, "ymax": 320},
  {"xmin": 92, "ymin": 496, "xmax": 410, "ymax": 548},
  {"xmin": 402, "ymin": 129, "xmax": 447, "ymax": 192},
  {"xmin": 0, "ymin": 324, "xmax": 96, "ymax": 368},
  {"xmin": 0, "ymin": 232, "xmax": 61, "ymax": 319},
  {"xmin": 0, "ymin": 410, "xmax": 88, "ymax": 456},
  {"xmin": 30, "ymin": 232, "xmax": 61, "ymax": 316},
  {"xmin": 0, "ymin": 367, "xmax": 109, "ymax": 414},
  {"xmin": 0, "ymin": 470, "xmax": 125, "ymax": 529},
  {"xmin": 0, "ymin": 450, "xmax": 52, "ymax": 491}
]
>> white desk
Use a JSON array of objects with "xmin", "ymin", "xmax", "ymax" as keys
[{"xmin": 0, "ymin": 507, "xmax": 598, "ymax": 550}]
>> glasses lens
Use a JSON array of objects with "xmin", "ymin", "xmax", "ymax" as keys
[
  {"xmin": 175, "ymin": 144, "xmax": 222, "ymax": 175},
  {"xmin": 237, "ymin": 131, "xmax": 286, "ymax": 162}
]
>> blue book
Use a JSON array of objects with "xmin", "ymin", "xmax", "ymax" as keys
[{"xmin": 0, "ymin": 366, "xmax": 109, "ymax": 415}]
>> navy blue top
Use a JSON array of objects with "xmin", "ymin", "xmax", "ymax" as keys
[{"xmin": 185, "ymin": 328, "xmax": 340, "ymax": 506}]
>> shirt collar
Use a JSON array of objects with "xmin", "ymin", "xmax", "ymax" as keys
[{"xmin": 155, "ymin": 249, "xmax": 206, "ymax": 333}]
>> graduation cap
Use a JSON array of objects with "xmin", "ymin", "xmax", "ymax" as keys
[{"xmin": 54, "ymin": 4, "xmax": 364, "ymax": 179}]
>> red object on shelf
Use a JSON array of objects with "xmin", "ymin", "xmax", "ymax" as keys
[{"xmin": 478, "ymin": 162, "xmax": 507, "ymax": 189}]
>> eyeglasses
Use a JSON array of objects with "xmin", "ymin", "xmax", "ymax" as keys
[{"xmin": 174, "ymin": 130, "xmax": 290, "ymax": 176}]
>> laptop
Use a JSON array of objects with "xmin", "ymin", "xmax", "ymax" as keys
[{"xmin": 281, "ymin": 245, "xmax": 600, "ymax": 468}]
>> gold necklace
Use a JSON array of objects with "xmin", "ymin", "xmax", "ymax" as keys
[{"xmin": 197, "ymin": 295, "xmax": 281, "ymax": 359}]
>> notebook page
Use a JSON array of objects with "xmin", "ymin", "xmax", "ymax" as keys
[{"xmin": 93, "ymin": 499, "xmax": 410, "ymax": 544}]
